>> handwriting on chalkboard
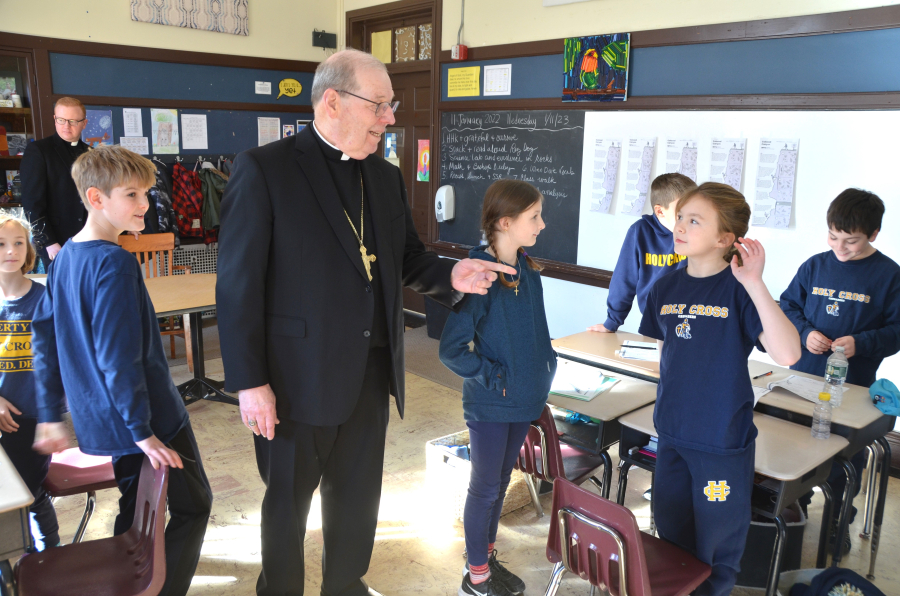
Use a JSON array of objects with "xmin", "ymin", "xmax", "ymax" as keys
[
  {"xmin": 442, "ymin": 112, "xmax": 581, "ymax": 198},
  {"xmin": 438, "ymin": 111, "xmax": 585, "ymax": 264}
]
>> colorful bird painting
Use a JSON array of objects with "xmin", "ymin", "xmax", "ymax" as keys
[{"xmin": 580, "ymin": 49, "xmax": 599, "ymax": 90}]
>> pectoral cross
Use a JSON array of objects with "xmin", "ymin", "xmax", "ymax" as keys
[
  {"xmin": 514, "ymin": 286, "xmax": 519, "ymax": 296},
  {"xmin": 361, "ymin": 245, "xmax": 377, "ymax": 281}
]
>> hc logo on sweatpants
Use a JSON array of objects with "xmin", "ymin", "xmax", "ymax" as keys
[{"xmin": 704, "ymin": 481, "xmax": 730, "ymax": 502}]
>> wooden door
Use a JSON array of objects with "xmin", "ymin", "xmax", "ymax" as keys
[{"xmin": 385, "ymin": 69, "xmax": 432, "ymax": 313}]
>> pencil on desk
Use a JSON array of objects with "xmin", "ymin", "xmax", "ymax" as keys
[
  {"xmin": 753, "ymin": 371, "xmax": 774, "ymax": 380},
  {"xmin": 621, "ymin": 345, "xmax": 657, "ymax": 350}
]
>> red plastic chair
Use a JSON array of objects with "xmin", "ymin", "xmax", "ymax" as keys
[
  {"xmin": 516, "ymin": 405, "xmax": 608, "ymax": 517},
  {"xmin": 543, "ymin": 478, "xmax": 710, "ymax": 596},
  {"xmin": 43, "ymin": 448, "xmax": 118, "ymax": 543},
  {"xmin": 17, "ymin": 456, "xmax": 169, "ymax": 596}
]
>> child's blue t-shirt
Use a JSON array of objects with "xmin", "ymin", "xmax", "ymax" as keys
[
  {"xmin": 639, "ymin": 266, "xmax": 764, "ymax": 453},
  {"xmin": 780, "ymin": 250, "xmax": 900, "ymax": 388},
  {"xmin": 0, "ymin": 282, "xmax": 45, "ymax": 418},
  {"xmin": 33, "ymin": 240, "xmax": 188, "ymax": 457},
  {"xmin": 603, "ymin": 214, "xmax": 687, "ymax": 331}
]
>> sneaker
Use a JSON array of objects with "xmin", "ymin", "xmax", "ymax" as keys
[
  {"xmin": 459, "ymin": 573, "xmax": 514, "ymax": 596},
  {"xmin": 463, "ymin": 552, "xmax": 525, "ymax": 595}
]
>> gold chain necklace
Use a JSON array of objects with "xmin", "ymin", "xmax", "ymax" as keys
[{"xmin": 343, "ymin": 173, "xmax": 376, "ymax": 281}]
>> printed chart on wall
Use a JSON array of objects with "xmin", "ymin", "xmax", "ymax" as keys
[
  {"xmin": 438, "ymin": 110, "xmax": 585, "ymax": 264},
  {"xmin": 664, "ymin": 139, "xmax": 698, "ymax": 183},
  {"xmin": 753, "ymin": 139, "xmax": 799, "ymax": 229},
  {"xmin": 709, "ymin": 138, "xmax": 746, "ymax": 190},
  {"xmin": 588, "ymin": 139, "xmax": 621, "ymax": 213},
  {"xmin": 150, "ymin": 109, "xmax": 179, "ymax": 154},
  {"xmin": 621, "ymin": 138, "xmax": 656, "ymax": 216}
]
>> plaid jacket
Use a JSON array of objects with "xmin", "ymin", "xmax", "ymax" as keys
[{"xmin": 172, "ymin": 163, "xmax": 204, "ymax": 239}]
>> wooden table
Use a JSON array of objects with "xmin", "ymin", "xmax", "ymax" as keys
[
  {"xmin": 749, "ymin": 359, "xmax": 895, "ymax": 573},
  {"xmin": 615, "ymin": 404, "xmax": 848, "ymax": 596},
  {"xmin": 552, "ymin": 330, "xmax": 660, "ymax": 382},
  {"xmin": 145, "ymin": 274, "xmax": 238, "ymax": 407},
  {"xmin": 547, "ymin": 369, "xmax": 657, "ymax": 498},
  {"xmin": 552, "ymin": 328, "xmax": 894, "ymax": 573},
  {"xmin": 0, "ymin": 445, "xmax": 34, "ymax": 596}
]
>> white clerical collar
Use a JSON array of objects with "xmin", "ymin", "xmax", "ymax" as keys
[
  {"xmin": 70, "ymin": 141, "xmax": 78, "ymax": 146},
  {"xmin": 312, "ymin": 121, "xmax": 351, "ymax": 161}
]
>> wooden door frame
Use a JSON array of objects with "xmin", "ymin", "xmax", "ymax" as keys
[{"xmin": 347, "ymin": 0, "xmax": 441, "ymax": 246}]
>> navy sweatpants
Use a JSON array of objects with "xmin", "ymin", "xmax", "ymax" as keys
[
  {"xmin": 0, "ymin": 415, "xmax": 60, "ymax": 550},
  {"xmin": 654, "ymin": 438, "xmax": 755, "ymax": 596},
  {"xmin": 464, "ymin": 421, "xmax": 530, "ymax": 568}
]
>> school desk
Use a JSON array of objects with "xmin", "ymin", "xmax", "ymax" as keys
[
  {"xmin": 614, "ymin": 404, "xmax": 848, "ymax": 596},
  {"xmin": 551, "ymin": 330, "xmax": 660, "ymax": 382},
  {"xmin": 0, "ymin": 445, "xmax": 33, "ymax": 596},
  {"xmin": 144, "ymin": 274, "xmax": 238, "ymax": 407},
  {"xmin": 748, "ymin": 359, "xmax": 894, "ymax": 573},
  {"xmin": 546, "ymin": 372, "xmax": 657, "ymax": 498}
]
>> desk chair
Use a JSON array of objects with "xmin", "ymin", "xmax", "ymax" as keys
[
  {"xmin": 43, "ymin": 448, "xmax": 117, "ymax": 543},
  {"xmin": 516, "ymin": 405, "xmax": 608, "ymax": 517},
  {"xmin": 543, "ymin": 478, "xmax": 711, "ymax": 596},
  {"xmin": 118, "ymin": 233, "xmax": 192, "ymax": 369},
  {"xmin": 16, "ymin": 456, "xmax": 169, "ymax": 596}
]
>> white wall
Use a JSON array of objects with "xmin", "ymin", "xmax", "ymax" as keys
[{"xmin": 1, "ymin": 0, "xmax": 338, "ymax": 62}]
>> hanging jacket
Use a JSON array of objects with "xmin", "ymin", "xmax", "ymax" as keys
[
  {"xmin": 198, "ymin": 168, "xmax": 226, "ymax": 233},
  {"xmin": 149, "ymin": 161, "xmax": 180, "ymax": 245},
  {"xmin": 172, "ymin": 163, "xmax": 204, "ymax": 239}
]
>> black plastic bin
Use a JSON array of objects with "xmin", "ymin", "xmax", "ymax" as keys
[{"xmin": 735, "ymin": 503, "xmax": 807, "ymax": 589}]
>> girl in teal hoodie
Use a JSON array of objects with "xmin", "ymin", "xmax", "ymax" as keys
[{"xmin": 440, "ymin": 179, "xmax": 557, "ymax": 596}]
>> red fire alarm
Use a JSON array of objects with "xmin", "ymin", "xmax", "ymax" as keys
[{"xmin": 451, "ymin": 44, "xmax": 468, "ymax": 60}]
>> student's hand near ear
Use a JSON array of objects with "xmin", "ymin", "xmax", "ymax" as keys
[
  {"xmin": 136, "ymin": 435, "xmax": 184, "ymax": 470},
  {"xmin": 832, "ymin": 336, "xmax": 856, "ymax": 358},
  {"xmin": 587, "ymin": 324, "xmax": 613, "ymax": 333},
  {"xmin": 730, "ymin": 238, "xmax": 765, "ymax": 285},
  {"xmin": 0, "ymin": 396, "xmax": 21, "ymax": 433},
  {"xmin": 33, "ymin": 422, "xmax": 72, "ymax": 454},
  {"xmin": 806, "ymin": 330, "xmax": 833, "ymax": 355}
]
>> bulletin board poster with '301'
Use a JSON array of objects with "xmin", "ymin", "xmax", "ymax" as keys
[{"xmin": 563, "ymin": 33, "xmax": 629, "ymax": 102}]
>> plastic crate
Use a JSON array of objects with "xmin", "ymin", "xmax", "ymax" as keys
[{"xmin": 425, "ymin": 429, "xmax": 531, "ymax": 522}]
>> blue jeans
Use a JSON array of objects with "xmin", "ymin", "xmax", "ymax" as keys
[{"xmin": 464, "ymin": 420, "xmax": 530, "ymax": 568}]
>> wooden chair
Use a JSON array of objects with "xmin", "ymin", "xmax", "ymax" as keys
[
  {"xmin": 16, "ymin": 456, "xmax": 169, "ymax": 596},
  {"xmin": 543, "ymin": 478, "xmax": 711, "ymax": 596},
  {"xmin": 43, "ymin": 448, "xmax": 118, "ymax": 543},
  {"xmin": 516, "ymin": 405, "xmax": 608, "ymax": 518},
  {"xmin": 118, "ymin": 233, "xmax": 192, "ymax": 370}
]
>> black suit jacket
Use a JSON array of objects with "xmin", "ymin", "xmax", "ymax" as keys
[
  {"xmin": 20, "ymin": 134, "xmax": 89, "ymax": 248},
  {"xmin": 217, "ymin": 126, "xmax": 461, "ymax": 426}
]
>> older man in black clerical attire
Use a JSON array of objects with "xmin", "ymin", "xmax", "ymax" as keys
[
  {"xmin": 20, "ymin": 97, "xmax": 90, "ymax": 270},
  {"xmin": 216, "ymin": 49, "xmax": 513, "ymax": 596}
]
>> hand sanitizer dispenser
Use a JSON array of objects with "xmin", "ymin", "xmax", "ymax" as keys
[{"xmin": 435, "ymin": 185, "xmax": 455, "ymax": 222}]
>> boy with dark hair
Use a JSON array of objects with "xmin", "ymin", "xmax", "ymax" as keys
[
  {"xmin": 590, "ymin": 173, "xmax": 696, "ymax": 333},
  {"xmin": 781, "ymin": 187, "xmax": 900, "ymax": 551},
  {"xmin": 31, "ymin": 145, "xmax": 213, "ymax": 596}
]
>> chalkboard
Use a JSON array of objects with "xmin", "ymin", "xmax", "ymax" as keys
[{"xmin": 438, "ymin": 110, "xmax": 585, "ymax": 264}]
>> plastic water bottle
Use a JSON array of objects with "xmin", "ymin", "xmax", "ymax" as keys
[
  {"xmin": 824, "ymin": 346, "xmax": 849, "ymax": 407},
  {"xmin": 811, "ymin": 391, "xmax": 832, "ymax": 440}
]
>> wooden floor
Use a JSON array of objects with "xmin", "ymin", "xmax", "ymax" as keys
[{"xmin": 48, "ymin": 326, "xmax": 900, "ymax": 596}]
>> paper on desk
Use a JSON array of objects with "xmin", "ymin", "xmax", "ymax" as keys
[
  {"xmin": 766, "ymin": 375, "xmax": 823, "ymax": 404},
  {"xmin": 617, "ymin": 347, "xmax": 660, "ymax": 362},
  {"xmin": 550, "ymin": 359, "xmax": 620, "ymax": 401},
  {"xmin": 752, "ymin": 385, "xmax": 771, "ymax": 406}
]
